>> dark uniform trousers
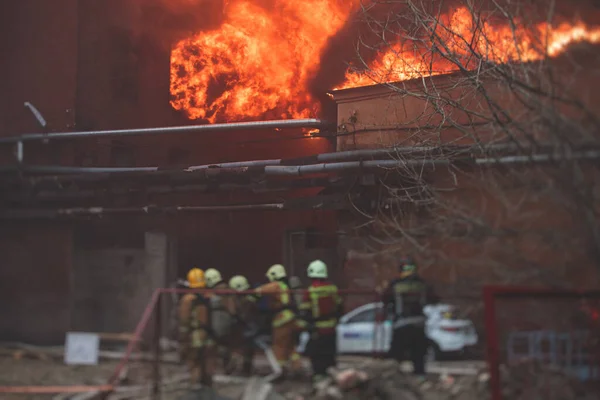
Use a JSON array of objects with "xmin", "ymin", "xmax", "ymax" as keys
[
  {"xmin": 307, "ymin": 332, "xmax": 337, "ymax": 379},
  {"xmin": 390, "ymin": 322, "xmax": 427, "ymax": 375}
]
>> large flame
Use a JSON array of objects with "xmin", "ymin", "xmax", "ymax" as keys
[
  {"xmin": 170, "ymin": 0, "xmax": 355, "ymax": 122},
  {"xmin": 171, "ymin": 3, "xmax": 600, "ymax": 121},
  {"xmin": 338, "ymin": 7, "xmax": 600, "ymax": 89}
]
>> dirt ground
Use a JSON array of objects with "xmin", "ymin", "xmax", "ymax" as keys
[
  {"xmin": 0, "ymin": 352, "xmax": 483, "ymax": 400},
  {"xmin": 2, "ymin": 351, "xmax": 597, "ymax": 400}
]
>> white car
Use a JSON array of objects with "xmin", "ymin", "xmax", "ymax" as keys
[{"xmin": 297, "ymin": 302, "xmax": 478, "ymax": 360}]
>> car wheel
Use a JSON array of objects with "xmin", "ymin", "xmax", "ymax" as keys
[{"xmin": 426, "ymin": 341, "xmax": 442, "ymax": 362}]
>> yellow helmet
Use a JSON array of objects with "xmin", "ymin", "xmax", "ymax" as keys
[
  {"xmin": 266, "ymin": 264, "xmax": 286, "ymax": 282},
  {"xmin": 229, "ymin": 275, "xmax": 250, "ymax": 291},
  {"xmin": 187, "ymin": 268, "xmax": 205, "ymax": 288},
  {"xmin": 205, "ymin": 268, "xmax": 223, "ymax": 288}
]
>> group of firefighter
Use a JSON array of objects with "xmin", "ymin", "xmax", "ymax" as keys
[{"xmin": 178, "ymin": 258, "xmax": 431, "ymax": 389}]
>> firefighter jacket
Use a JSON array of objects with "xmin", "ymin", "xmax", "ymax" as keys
[
  {"xmin": 255, "ymin": 280, "xmax": 296, "ymax": 328},
  {"xmin": 178, "ymin": 293, "xmax": 212, "ymax": 348},
  {"xmin": 232, "ymin": 294, "xmax": 260, "ymax": 337},
  {"xmin": 298, "ymin": 280, "xmax": 342, "ymax": 335},
  {"xmin": 206, "ymin": 281, "xmax": 236, "ymax": 340},
  {"xmin": 383, "ymin": 274, "xmax": 429, "ymax": 328}
]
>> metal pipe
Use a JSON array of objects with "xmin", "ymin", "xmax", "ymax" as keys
[
  {"xmin": 265, "ymin": 159, "xmax": 450, "ymax": 176},
  {"xmin": 16, "ymin": 141, "xmax": 23, "ymax": 164},
  {"xmin": 0, "ymin": 118, "xmax": 328, "ymax": 144},
  {"xmin": 3, "ymin": 150, "xmax": 599, "ymax": 185},
  {"xmin": 0, "ymin": 203, "xmax": 286, "ymax": 219},
  {"xmin": 2, "ymin": 143, "xmax": 591, "ymax": 175},
  {"xmin": 475, "ymin": 150, "xmax": 600, "ymax": 165}
]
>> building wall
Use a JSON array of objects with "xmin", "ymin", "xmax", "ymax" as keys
[
  {"xmin": 332, "ymin": 50, "xmax": 600, "ymax": 151},
  {"xmin": 0, "ymin": 223, "xmax": 72, "ymax": 344},
  {"xmin": 0, "ymin": 0, "xmax": 338, "ymax": 343},
  {"xmin": 0, "ymin": 0, "xmax": 78, "ymax": 137},
  {"xmin": 0, "ymin": 0, "xmax": 79, "ymax": 344},
  {"xmin": 331, "ymin": 51, "xmax": 600, "ymax": 313},
  {"xmin": 71, "ymin": 231, "xmax": 173, "ymax": 334}
]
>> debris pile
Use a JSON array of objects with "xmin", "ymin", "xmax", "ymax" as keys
[
  {"xmin": 500, "ymin": 360, "xmax": 599, "ymax": 400},
  {"xmin": 280, "ymin": 360, "xmax": 489, "ymax": 400},
  {"xmin": 275, "ymin": 359, "xmax": 599, "ymax": 400}
]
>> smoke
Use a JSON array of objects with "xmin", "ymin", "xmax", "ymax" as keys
[{"xmin": 124, "ymin": 0, "xmax": 226, "ymax": 49}]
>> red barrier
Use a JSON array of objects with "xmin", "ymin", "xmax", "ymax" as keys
[{"xmin": 483, "ymin": 285, "xmax": 600, "ymax": 400}]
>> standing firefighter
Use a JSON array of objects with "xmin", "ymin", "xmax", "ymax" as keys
[
  {"xmin": 383, "ymin": 259, "xmax": 429, "ymax": 378},
  {"xmin": 255, "ymin": 264, "xmax": 301, "ymax": 376},
  {"xmin": 178, "ymin": 268, "xmax": 217, "ymax": 387},
  {"xmin": 204, "ymin": 268, "xmax": 235, "ymax": 372},
  {"xmin": 299, "ymin": 260, "xmax": 342, "ymax": 384},
  {"xmin": 228, "ymin": 275, "xmax": 258, "ymax": 375}
]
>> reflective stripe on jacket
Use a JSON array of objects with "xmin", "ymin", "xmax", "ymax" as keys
[
  {"xmin": 273, "ymin": 281, "xmax": 295, "ymax": 328},
  {"xmin": 178, "ymin": 293, "xmax": 214, "ymax": 348},
  {"xmin": 255, "ymin": 280, "xmax": 296, "ymax": 328},
  {"xmin": 299, "ymin": 281, "xmax": 342, "ymax": 333}
]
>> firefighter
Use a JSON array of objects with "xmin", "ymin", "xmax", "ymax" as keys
[
  {"xmin": 178, "ymin": 268, "xmax": 217, "ymax": 387},
  {"xmin": 204, "ymin": 268, "xmax": 235, "ymax": 373},
  {"xmin": 298, "ymin": 260, "xmax": 342, "ymax": 384},
  {"xmin": 254, "ymin": 264, "xmax": 301, "ymax": 376},
  {"xmin": 382, "ymin": 258, "xmax": 429, "ymax": 378},
  {"xmin": 228, "ymin": 275, "xmax": 258, "ymax": 375}
]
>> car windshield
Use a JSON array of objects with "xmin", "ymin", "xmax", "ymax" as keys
[{"xmin": 346, "ymin": 308, "xmax": 376, "ymax": 323}]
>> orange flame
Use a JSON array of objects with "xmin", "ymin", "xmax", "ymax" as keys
[
  {"xmin": 170, "ymin": 0, "xmax": 355, "ymax": 122},
  {"xmin": 337, "ymin": 7, "xmax": 600, "ymax": 90}
]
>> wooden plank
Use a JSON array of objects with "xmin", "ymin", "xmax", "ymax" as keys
[{"xmin": 0, "ymin": 385, "xmax": 113, "ymax": 394}]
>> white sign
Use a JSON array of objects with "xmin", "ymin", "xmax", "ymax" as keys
[{"xmin": 64, "ymin": 332, "xmax": 100, "ymax": 365}]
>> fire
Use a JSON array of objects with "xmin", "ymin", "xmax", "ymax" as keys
[
  {"xmin": 337, "ymin": 7, "xmax": 600, "ymax": 90},
  {"xmin": 170, "ymin": 0, "xmax": 355, "ymax": 122}
]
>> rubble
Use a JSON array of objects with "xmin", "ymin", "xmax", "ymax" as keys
[
  {"xmin": 270, "ymin": 359, "xmax": 598, "ymax": 400},
  {"xmin": 500, "ymin": 360, "xmax": 599, "ymax": 400}
]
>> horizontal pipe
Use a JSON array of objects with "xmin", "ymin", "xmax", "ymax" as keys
[
  {"xmin": 474, "ymin": 150, "xmax": 600, "ymax": 165},
  {"xmin": 0, "ymin": 118, "xmax": 328, "ymax": 144},
  {"xmin": 2, "ymin": 142, "xmax": 590, "ymax": 176},
  {"xmin": 264, "ymin": 159, "xmax": 450, "ymax": 176},
  {"xmin": 5, "ymin": 177, "xmax": 346, "ymax": 201},
  {"xmin": 0, "ymin": 203, "xmax": 285, "ymax": 219},
  {"xmin": 0, "ymin": 194, "xmax": 349, "ymax": 219},
  {"xmin": 3, "ymin": 150, "xmax": 599, "ymax": 191}
]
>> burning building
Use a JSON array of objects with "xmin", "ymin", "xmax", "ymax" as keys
[{"xmin": 1, "ymin": 0, "xmax": 599, "ymax": 343}]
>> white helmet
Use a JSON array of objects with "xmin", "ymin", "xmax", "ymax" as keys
[
  {"xmin": 307, "ymin": 260, "xmax": 328, "ymax": 279},
  {"xmin": 205, "ymin": 268, "xmax": 223, "ymax": 288},
  {"xmin": 229, "ymin": 275, "xmax": 250, "ymax": 291},
  {"xmin": 266, "ymin": 264, "xmax": 287, "ymax": 282}
]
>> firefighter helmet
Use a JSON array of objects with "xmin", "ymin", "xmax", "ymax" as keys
[
  {"xmin": 229, "ymin": 275, "xmax": 250, "ymax": 291},
  {"xmin": 187, "ymin": 268, "xmax": 205, "ymax": 288},
  {"xmin": 399, "ymin": 259, "xmax": 417, "ymax": 278},
  {"xmin": 266, "ymin": 264, "xmax": 287, "ymax": 282},
  {"xmin": 307, "ymin": 259, "xmax": 328, "ymax": 279},
  {"xmin": 205, "ymin": 268, "xmax": 223, "ymax": 288}
]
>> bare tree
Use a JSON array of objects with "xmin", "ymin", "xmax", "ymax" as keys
[{"xmin": 339, "ymin": 0, "xmax": 600, "ymax": 298}]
